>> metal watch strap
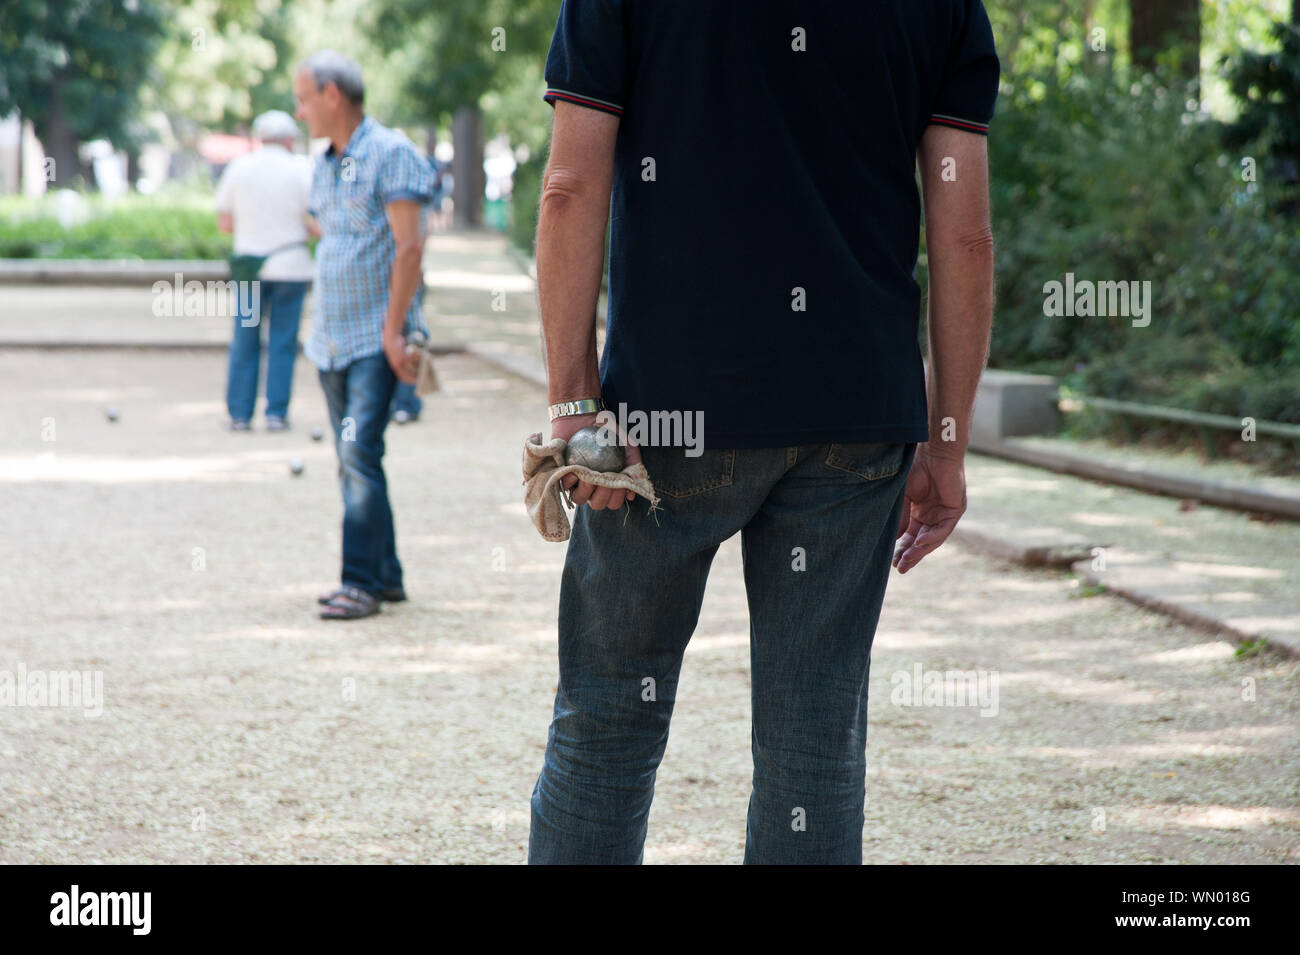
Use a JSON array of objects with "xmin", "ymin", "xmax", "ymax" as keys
[{"xmin": 548, "ymin": 397, "xmax": 606, "ymax": 421}]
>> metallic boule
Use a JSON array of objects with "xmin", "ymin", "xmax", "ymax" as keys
[{"xmin": 563, "ymin": 425, "xmax": 626, "ymax": 472}]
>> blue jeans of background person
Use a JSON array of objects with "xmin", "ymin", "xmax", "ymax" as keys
[
  {"xmin": 317, "ymin": 352, "xmax": 403, "ymax": 597},
  {"xmin": 528, "ymin": 440, "xmax": 917, "ymax": 865},
  {"xmin": 226, "ymin": 279, "xmax": 308, "ymax": 422},
  {"xmin": 390, "ymin": 381, "xmax": 423, "ymax": 419}
]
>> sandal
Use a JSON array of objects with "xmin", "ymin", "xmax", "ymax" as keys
[
  {"xmin": 318, "ymin": 586, "xmax": 380, "ymax": 620},
  {"xmin": 318, "ymin": 586, "xmax": 406, "ymax": 604}
]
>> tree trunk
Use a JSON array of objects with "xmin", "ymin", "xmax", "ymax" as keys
[
  {"xmin": 451, "ymin": 105, "xmax": 484, "ymax": 229},
  {"xmin": 13, "ymin": 110, "xmax": 22, "ymax": 195},
  {"xmin": 39, "ymin": 75, "xmax": 85, "ymax": 189},
  {"xmin": 125, "ymin": 150, "xmax": 141, "ymax": 190},
  {"xmin": 1080, "ymin": 0, "xmax": 1100, "ymax": 72},
  {"xmin": 1130, "ymin": 0, "xmax": 1201, "ymax": 79}
]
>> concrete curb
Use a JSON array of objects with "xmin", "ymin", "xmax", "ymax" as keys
[
  {"xmin": 502, "ymin": 244, "xmax": 537, "ymax": 282},
  {"xmin": 950, "ymin": 524, "xmax": 1095, "ymax": 568},
  {"xmin": 1071, "ymin": 560, "xmax": 1298, "ymax": 659},
  {"xmin": 972, "ymin": 436, "xmax": 1300, "ymax": 521},
  {"xmin": 0, "ymin": 260, "xmax": 230, "ymax": 285},
  {"xmin": 950, "ymin": 520, "xmax": 1297, "ymax": 658},
  {"xmin": 0, "ymin": 340, "xmax": 231, "ymax": 351},
  {"xmin": 0, "ymin": 340, "xmax": 469, "ymax": 355}
]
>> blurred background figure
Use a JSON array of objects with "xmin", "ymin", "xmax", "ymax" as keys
[
  {"xmin": 214, "ymin": 108, "xmax": 314, "ymax": 432},
  {"xmin": 390, "ymin": 356, "xmax": 423, "ymax": 423},
  {"xmin": 428, "ymin": 150, "xmax": 452, "ymax": 233},
  {"xmin": 389, "ymin": 380, "xmax": 422, "ymax": 424},
  {"xmin": 294, "ymin": 49, "xmax": 432, "ymax": 620}
]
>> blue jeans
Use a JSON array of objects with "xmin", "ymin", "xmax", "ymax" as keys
[
  {"xmin": 226, "ymin": 280, "xmax": 308, "ymax": 421},
  {"xmin": 317, "ymin": 352, "xmax": 403, "ymax": 597},
  {"xmin": 528, "ymin": 440, "xmax": 916, "ymax": 864},
  {"xmin": 390, "ymin": 381, "xmax": 423, "ymax": 418}
]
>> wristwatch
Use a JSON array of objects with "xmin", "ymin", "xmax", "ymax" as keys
[{"xmin": 548, "ymin": 396, "xmax": 606, "ymax": 421}]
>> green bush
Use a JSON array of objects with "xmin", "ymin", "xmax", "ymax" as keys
[
  {"xmin": 1222, "ymin": 19, "xmax": 1300, "ymax": 194},
  {"xmin": 508, "ymin": 151, "xmax": 544, "ymax": 257},
  {"xmin": 959, "ymin": 62, "xmax": 1300, "ymax": 427},
  {"xmin": 0, "ymin": 193, "xmax": 228, "ymax": 259}
]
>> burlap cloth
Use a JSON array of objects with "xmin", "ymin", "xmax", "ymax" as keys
[
  {"xmin": 412, "ymin": 344, "xmax": 441, "ymax": 396},
  {"xmin": 522, "ymin": 432, "xmax": 662, "ymax": 542}
]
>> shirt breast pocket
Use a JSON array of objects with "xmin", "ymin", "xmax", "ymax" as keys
[{"xmin": 344, "ymin": 189, "xmax": 377, "ymax": 234}]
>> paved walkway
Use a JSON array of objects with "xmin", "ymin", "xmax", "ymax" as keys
[
  {"xmin": 0, "ymin": 283, "xmax": 238, "ymax": 347},
  {"xmin": 0, "ymin": 230, "xmax": 1296, "ymax": 864}
]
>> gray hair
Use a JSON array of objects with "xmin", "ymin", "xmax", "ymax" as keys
[
  {"xmin": 251, "ymin": 109, "xmax": 299, "ymax": 142},
  {"xmin": 299, "ymin": 50, "xmax": 365, "ymax": 107}
]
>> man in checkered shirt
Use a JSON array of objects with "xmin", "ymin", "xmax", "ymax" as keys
[{"xmin": 293, "ymin": 50, "xmax": 435, "ymax": 621}]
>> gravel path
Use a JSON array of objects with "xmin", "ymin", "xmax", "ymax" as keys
[{"xmin": 0, "ymin": 348, "xmax": 1295, "ymax": 864}]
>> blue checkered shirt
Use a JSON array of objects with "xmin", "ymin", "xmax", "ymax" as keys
[{"xmin": 305, "ymin": 115, "xmax": 435, "ymax": 371}]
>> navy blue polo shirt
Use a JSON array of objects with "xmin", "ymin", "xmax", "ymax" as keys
[{"xmin": 543, "ymin": 0, "xmax": 1000, "ymax": 450}]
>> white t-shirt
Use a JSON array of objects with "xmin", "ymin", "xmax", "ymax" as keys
[{"xmin": 213, "ymin": 144, "xmax": 315, "ymax": 281}]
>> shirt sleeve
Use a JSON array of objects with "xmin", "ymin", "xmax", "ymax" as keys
[
  {"xmin": 928, "ymin": 0, "xmax": 1000, "ymax": 135},
  {"xmin": 541, "ymin": 0, "xmax": 628, "ymax": 117},
  {"xmin": 380, "ymin": 140, "xmax": 435, "ymax": 207}
]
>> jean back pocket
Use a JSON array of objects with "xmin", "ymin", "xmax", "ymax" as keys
[
  {"xmin": 642, "ymin": 446, "xmax": 735, "ymax": 498},
  {"xmin": 824, "ymin": 442, "xmax": 907, "ymax": 481}
]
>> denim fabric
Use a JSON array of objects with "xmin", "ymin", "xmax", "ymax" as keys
[
  {"xmin": 317, "ymin": 352, "xmax": 403, "ymax": 597},
  {"xmin": 528, "ymin": 440, "xmax": 916, "ymax": 864},
  {"xmin": 226, "ymin": 280, "xmax": 308, "ymax": 421},
  {"xmin": 389, "ymin": 381, "xmax": 423, "ymax": 418}
]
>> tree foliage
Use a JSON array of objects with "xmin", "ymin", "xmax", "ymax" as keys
[
  {"xmin": 367, "ymin": 0, "xmax": 555, "ymax": 123},
  {"xmin": 146, "ymin": 0, "xmax": 298, "ymax": 136},
  {"xmin": 1222, "ymin": 19, "xmax": 1300, "ymax": 177},
  {"xmin": 0, "ymin": 0, "xmax": 166, "ymax": 182}
]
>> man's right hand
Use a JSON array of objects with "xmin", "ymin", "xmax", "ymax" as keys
[
  {"xmin": 551, "ymin": 410, "xmax": 641, "ymax": 511},
  {"xmin": 893, "ymin": 445, "xmax": 967, "ymax": 574},
  {"xmin": 383, "ymin": 330, "xmax": 420, "ymax": 384}
]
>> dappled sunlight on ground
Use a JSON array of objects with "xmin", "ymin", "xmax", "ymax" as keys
[
  {"xmin": 998, "ymin": 672, "xmax": 1171, "ymax": 705},
  {"xmin": 1, "ymin": 339, "xmax": 1295, "ymax": 864},
  {"xmin": 421, "ymin": 268, "xmax": 534, "ymax": 293},
  {"xmin": 1069, "ymin": 511, "xmax": 1135, "ymax": 527},
  {"xmin": 1120, "ymin": 804, "xmax": 1300, "ymax": 830},
  {"xmin": 1136, "ymin": 643, "xmax": 1240, "ymax": 663},
  {"xmin": 1174, "ymin": 560, "xmax": 1285, "ymax": 581},
  {"xmin": 0, "ymin": 452, "xmax": 279, "ymax": 482}
]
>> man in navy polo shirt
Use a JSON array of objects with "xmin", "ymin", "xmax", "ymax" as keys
[{"xmin": 530, "ymin": 0, "xmax": 999, "ymax": 864}]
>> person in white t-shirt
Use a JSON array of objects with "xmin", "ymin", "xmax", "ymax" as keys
[{"xmin": 214, "ymin": 110, "xmax": 316, "ymax": 431}]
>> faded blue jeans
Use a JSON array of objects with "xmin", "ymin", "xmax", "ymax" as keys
[
  {"xmin": 317, "ymin": 352, "xmax": 403, "ymax": 598},
  {"xmin": 226, "ymin": 280, "xmax": 308, "ymax": 422},
  {"xmin": 528, "ymin": 440, "xmax": 917, "ymax": 864}
]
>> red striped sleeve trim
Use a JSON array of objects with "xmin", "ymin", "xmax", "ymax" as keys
[
  {"xmin": 543, "ymin": 89, "xmax": 624, "ymax": 117},
  {"xmin": 928, "ymin": 114, "xmax": 990, "ymax": 135}
]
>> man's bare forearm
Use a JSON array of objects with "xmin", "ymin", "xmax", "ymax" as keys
[
  {"xmin": 536, "ymin": 128, "xmax": 614, "ymax": 405},
  {"xmin": 384, "ymin": 240, "xmax": 423, "ymax": 338},
  {"xmin": 918, "ymin": 126, "xmax": 995, "ymax": 459},
  {"xmin": 924, "ymin": 227, "xmax": 993, "ymax": 457}
]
